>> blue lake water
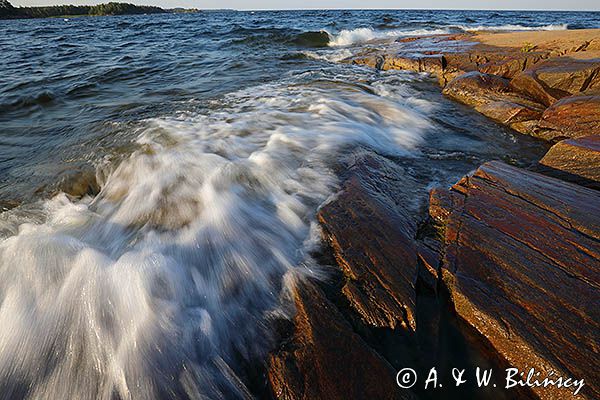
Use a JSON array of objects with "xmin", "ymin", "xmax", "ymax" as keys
[{"xmin": 0, "ymin": 9, "xmax": 599, "ymax": 399}]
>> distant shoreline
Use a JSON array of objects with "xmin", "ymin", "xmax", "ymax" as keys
[{"xmin": 0, "ymin": 0, "xmax": 199, "ymax": 20}]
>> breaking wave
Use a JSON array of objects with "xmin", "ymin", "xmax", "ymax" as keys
[
  {"xmin": 325, "ymin": 23, "xmax": 568, "ymax": 47},
  {"xmin": 0, "ymin": 71, "xmax": 433, "ymax": 400},
  {"xmin": 228, "ymin": 27, "xmax": 331, "ymax": 47},
  {"xmin": 327, "ymin": 27, "xmax": 452, "ymax": 46},
  {"xmin": 203, "ymin": 22, "xmax": 569, "ymax": 49}
]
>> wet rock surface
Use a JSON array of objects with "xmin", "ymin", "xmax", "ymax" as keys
[
  {"xmin": 538, "ymin": 135, "xmax": 600, "ymax": 188},
  {"xmin": 441, "ymin": 71, "xmax": 513, "ymax": 107},
  {"xmin": 432, "ymin": 161, "xmax": 600, "ymax": 400},
  {"xmin": 0, "ymin": 199, "xmax": 20, "ymax": 212},
  {"xmin": 269, "ymin": 30, "xmax": 600, "ymax": 400},
  {"xmin": 268, "ymin": 279, "xmax": 416, "ymax": 400},
  {"xmin": 317, "ymin": 152, "xmax": 418, "ymax": 332},
  {"xmin": 268, "ymin": 154, "xmax": 600, "ymax": 400},
  {"xmin": 534, "ymin": 95, "xmax": 600, "ymax": 140},
  {"xmin": 268, "ymin": 153, "xmax": 537, "ymax": 400}
]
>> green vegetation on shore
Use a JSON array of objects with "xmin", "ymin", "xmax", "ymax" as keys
[{"xmin": 0, "ymin": 0, "xmax": 197, "ymax": 19}]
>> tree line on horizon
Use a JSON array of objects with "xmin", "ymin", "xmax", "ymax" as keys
[{"xmin": 0, "ymin": 0, "xmax": 174, "ymax": 19}]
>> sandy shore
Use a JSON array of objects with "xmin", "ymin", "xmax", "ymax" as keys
[{"xmin": 471, "ymin": 28, "xmax": 600, "ymax": 58}]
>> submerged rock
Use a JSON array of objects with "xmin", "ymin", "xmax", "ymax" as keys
[
  {"xmin": 31, "ymin": 165, "xmax": 101, "ymax": 202},
  {"xmin": 534, "ymin": 95, "xmax": 600, "ymax": 140},
  {"xmin": 432, "ymin": 161, "xmax": 600, "ymax": 400},
  {"xmin": 539, "ymin": 135, "xmax": 600, "ymax": 189},
  {"xmin": 318, "ymin": 153, "xmax": 418, "ymax": 332},
  {"xmin": 268, "ymin": 279, "xmax": 415, "ymax": 400},
  {"xmin": 0, "ymin": 199, "xmax": 20, "ymax": 212},
  {"xmin": 56, "ymin": 168, "xmax": 100, "ymax": 198}
]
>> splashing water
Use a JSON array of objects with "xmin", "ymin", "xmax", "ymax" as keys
[
  {"xmin": 326, "ymin": 24, "xmax": 568, "ymax": 47},
  {"xmin": 0, "ymin": 72, "xmax": 433, "ymax": 399},
  {"xmin": 327, "ymin": 27, "xmax": 453, "ymax": 46}
]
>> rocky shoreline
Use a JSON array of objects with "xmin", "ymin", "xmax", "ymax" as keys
[{"xmin": 267, "ymin": 29, "xmax": 600, "ymax": 399}]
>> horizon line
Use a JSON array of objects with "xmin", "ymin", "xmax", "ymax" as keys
[
  {"xmin": 10, "ymin": 4, "xmax": 600, "ymax": 12},
  {"xmin": 233, "ymin": 7, "xmax": 599, "ymax": 11}
]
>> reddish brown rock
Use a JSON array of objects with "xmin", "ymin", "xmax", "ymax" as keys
[
  {"xmin": 352, "ymin": 40, "xmax": 551, "ymax": 86},
  {"xmin": 476, "ymin": 100, "xmax": 543, "ymax": 133},
  {"xmin": 378, "ymin": 54, "xmax": 421, "ymax": 72},
  {"xmin": 442, "ymin": 71, "xmax": 512, "ymax": 107},
  {"xmin": 533, "ymin": 57, "xmax": 600, "ymax": 93},
  {"xmin": 440, "ymin": 48, "xmax": 521, "ymax": 82},
  {"xmin": 353, "ymin": 50, "xmax": 478, "ymax": 86},
  {"xmin": 268, "ymin": 280, "xmax": 415, "ymax": 400},
  {"xmin": 349, "ymin": 33, "xmax": 599, "ymax": 139},
  {"xmin": 318, "ymin": 153, "xmax": 418, "ymax": 332},
  {"xmin": 433, "ymin": 161, "xmax": 600, "ymax": 400},
  {"xmin": 348, "ymin": 33, "xmax": 482, "ymax": 85},
  {"xmin": 479, "ymin": 51, "xmax": 549, "ymax": 78},
  {"xmin": 539, "ymin": 135, "xmax": 600, "ymax": 188},
  {"xmin": 442, "ymin": 72, "xmax": 545, "ymax": 133},
  {"xmin": 428, "ymin": 187, "xmax": 455, "ymax": 225},
  {"xmin": 440, "ymin": 51, "xmax": 479, "ymax": 74},
  {"xmin": 510, "ymin": 57, "xmax": 600, "ymax": 106},
  {"xmin": 416, "ymin": 243, "xmax": 439, "ymax": 292},
  {"xmin": 510, "ymin": 70, "xmax": 563, "ymax": 106},
  {"xmin": 355, "ymin": 53, "xmax": 448, "ymax": 84},
  {"xmin": 535, "ymin": 95, "xmax": 600, "ymax": 140}
]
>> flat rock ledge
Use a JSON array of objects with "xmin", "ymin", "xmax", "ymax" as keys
[
  {"xmin": 538, "ymin": 135, "xmax": 600, "ymax": 189},
  {"xmin": 431, "ymin": 161, "xmax": 600, "ymax": 400},
  {"xmin": 349, "ymin": 30, "xmax": 600, "ymax": 140}
]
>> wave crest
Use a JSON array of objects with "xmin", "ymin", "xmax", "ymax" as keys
[
  {"xmin": 327, "ymin": 27, "xmax": 452, "ymax": 47},
  {"xmin": 325, "ymin": 23, "xmax": 569, "ymax": 47},
  {"xmin": 292, "ymin": 30, "xmax": 330, "ymax": 47}
]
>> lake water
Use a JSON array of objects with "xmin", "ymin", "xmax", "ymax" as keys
[{"xmin": 0, "ymin": 9, "xmax": 598, "ymax": 399}]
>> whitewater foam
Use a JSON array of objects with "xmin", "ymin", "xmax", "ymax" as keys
[
  {"xmin": 326, "ymin": 23, "xmax": 568, "ymax": 47},
  {"xmin": 0, "ymin": 71, "xmax": 433, "ymax": 399},
  {"xmin": 302, "ymin": 48, "xmax": 354, "ymax": 62},
  {"xmin": 327, "ymin": 27, "xmax": 452, "ymax": 46}
]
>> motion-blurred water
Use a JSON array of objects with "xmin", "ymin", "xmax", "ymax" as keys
[{"xmin": 0, "ymin": 9, "xmax": 598, "ymax": 400}]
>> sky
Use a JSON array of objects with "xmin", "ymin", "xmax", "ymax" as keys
[{"xmin": 10, "ymin": 0, "xmax": 600, "ymax": 11}]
